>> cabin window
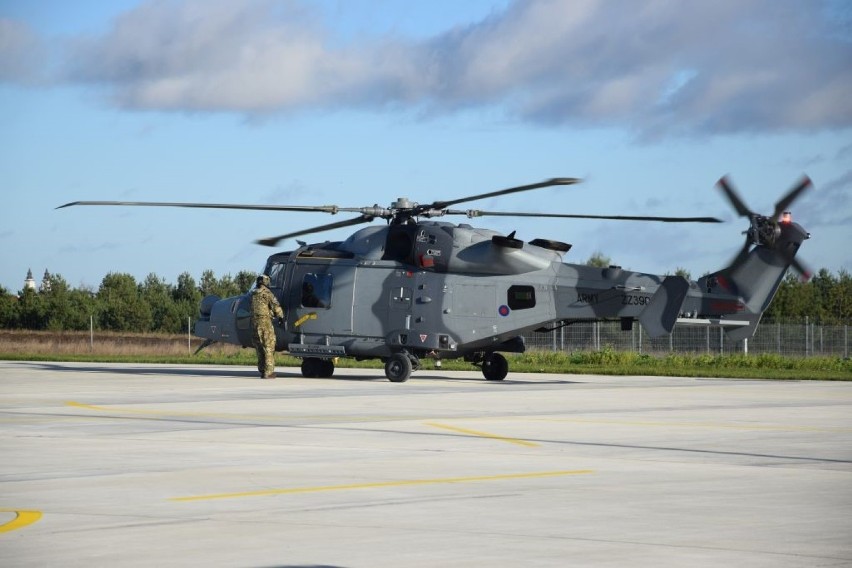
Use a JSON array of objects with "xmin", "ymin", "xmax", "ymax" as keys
[
  {"xmin": 508, "ymin": 285, "xmax": 536, "ymax": 310},
  {"xmin": 301, "ymin": 273, "xmax": 333, "ymax": 308},
  {"xmin": 268, "ymin": 262, "xmax": 286, "ymax": 289}
]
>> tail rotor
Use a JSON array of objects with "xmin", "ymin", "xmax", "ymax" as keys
[{"xmin": 717, "ymin": 175, "xmax": 813, "ymax": 280}]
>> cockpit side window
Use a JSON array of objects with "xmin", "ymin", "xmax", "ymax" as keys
[
  {"xmin": 268, "ymin": 262, "xmax": 286, "ymax": 289},
  {"xmin": 301, "ymin": 273, "xmax": 333, "ymax": 308}
]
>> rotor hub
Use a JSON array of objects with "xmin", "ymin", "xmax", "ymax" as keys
[{"xmin": 391, "ymin": 197, "xmax": 415, "ymax": 210}]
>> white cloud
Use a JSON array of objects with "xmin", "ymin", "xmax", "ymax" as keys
[{"xmin": 10, "ymin": 0, "xmax": 852, "ymax": 135}]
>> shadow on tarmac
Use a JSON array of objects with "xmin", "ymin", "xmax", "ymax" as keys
[{"xmin": 22, "ymin": 361, "xmax": 582, "ymax": 385}]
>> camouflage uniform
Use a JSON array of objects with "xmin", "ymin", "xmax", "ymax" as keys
[{"xmin": 250, "ymin": 276, "xmax": 284, "ymax": 378}]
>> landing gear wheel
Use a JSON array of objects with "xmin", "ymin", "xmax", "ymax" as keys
[
  {"xmin": 302, "ymin": 358, "xmax": 335, "ymax": 378},
  {"xmin": 385, "ymin": 353, "xmax": 412, "ymax": 382},
  {"xmin": 319, "ymin": 359, "xmax": 335, "ymax": 378},
  {"xmin": 300, "ymin": 357, "xmax": 322, "ymax": 378},
  {"xmin": 482, "ymin": 352, "xmax": 509, "ymax": 381}
]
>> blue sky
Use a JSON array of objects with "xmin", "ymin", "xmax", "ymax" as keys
[{"xmin": 1, "ymin": 0, "xmax": 850, "ymax": 293}]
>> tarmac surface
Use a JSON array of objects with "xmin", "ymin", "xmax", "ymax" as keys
[{"xmin": 1, "ymin": 360, "xmax": 851, "ymax": 567}]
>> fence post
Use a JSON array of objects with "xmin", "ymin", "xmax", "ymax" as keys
[
  {"xmin": 188, "ymin": 316, "xmax": 191, "ymax": 354},
  {"xmin": 90, "ymin": 315, "xmax": 94, "ymax": 352},
  {"xmin": 720, "ymin": 327, "xmax": 724, "ymax": 355},
  {"xmin": 819, "ymin": 325, "xmax": 823, "ymax": 355},
  {"xmin": 805, "ymin": 316, "xmax": 809, "ymax": 356},
  {"xmin": 777, "ymin": 322, "xmax": 781, "ymax": 354}
]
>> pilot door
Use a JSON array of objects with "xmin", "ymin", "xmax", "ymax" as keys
[{"xmin": 264, "ymin": 258, "xmax": 290, "ymax": 350}]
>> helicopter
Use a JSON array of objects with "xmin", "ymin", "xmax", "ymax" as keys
[{"xmin": 59, "ymin": 175, "xmax": 811, "ymax": 382}]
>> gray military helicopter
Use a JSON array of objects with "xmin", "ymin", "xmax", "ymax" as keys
[{"xmin": 59, "ymin": 175, "xmax": 811, "ymax": 382}]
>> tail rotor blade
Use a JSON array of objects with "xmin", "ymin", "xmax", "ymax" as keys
[
  {"xmin": 717, "ymin": 176, "xmax": 753, "ymax": 217},
  {"xmin": 729, "ymin": 238, "xmax": 752, "ymax": 268},
  {"xmin": 772, "ymin": 175, "xmax": 812, "ymax": 220},
  {"xmin": 790, "ymin": 257, "xmax": 813, "ymax": 281}
]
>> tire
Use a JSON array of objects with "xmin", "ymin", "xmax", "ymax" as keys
[
  {"xmin": 320, "ymin": 359, "xmax": 335, "ymax": 378},
  {"xmin": 385, "ymin": 353, "xmax": 412, "ymax": 382},
  {"xmin": 482, "ymin": 352, "xmax": 509, "ymax": 381},
  {"xmin": 301, "ymin": 357, "xmax": 321, "ymax": 378}
]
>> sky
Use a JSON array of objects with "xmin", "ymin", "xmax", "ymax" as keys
[{"xmin": 1, "ymin": 0, "xmax": 851, "ymax": 293}]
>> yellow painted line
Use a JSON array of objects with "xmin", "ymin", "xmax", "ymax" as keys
[
  {"xmin": 524, "ymin": 417, "xmax": 852, "ymax": 433},
  {"xmin": 0, "ymin": 510, "xmax": 42, "ymax": 533},
  {"xmin": 425, "ymin": 421, "xmax": 539, "ymax": 447},
  {"xmin": 170, "ymin": 469, "xmax": 593, "ymax": 502}
]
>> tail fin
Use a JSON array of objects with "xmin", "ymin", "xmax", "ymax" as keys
[{"xmin": 699, "ymin": 245, "xmax": 790, "ymax": 341}]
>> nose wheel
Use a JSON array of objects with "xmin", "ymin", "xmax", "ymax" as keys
[{"xmin": 384, "ymin": 352, "xmax": 421, "ymax": 382}]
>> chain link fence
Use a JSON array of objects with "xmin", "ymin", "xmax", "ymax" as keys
[{"xmin": 522, "ymin": 319, "xmax": 850, "ymax": 358}]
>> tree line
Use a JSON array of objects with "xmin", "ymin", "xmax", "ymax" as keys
[
  {"xmin": 0, "ymin": 266, "xmax": 849, "ymax": 333},
  {"xmin": 0, "ymin": 270, "xmax": 257, "ymax": 333}
]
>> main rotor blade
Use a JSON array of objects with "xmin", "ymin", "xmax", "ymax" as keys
[
  {"xmin": 716, "ymin": 176, "xmax": 753, "ymax": 217},
  {"xmin": 57, "ymin": 200, "xmax": 348, "ymax": 214},
  {"xmin": 255, "ymin": 215, "xmax": 375, "ymax": 247},
  {"xmin": 772, "ymin": 176, "xmax": 812, "ymax": 220},
  {"xmin": 452, "ymin": 210, "xmax": 722, "ymax": 223},
  {"xmin": 426, "ymin": 178, "xmax": 581, "ymax": 211}
]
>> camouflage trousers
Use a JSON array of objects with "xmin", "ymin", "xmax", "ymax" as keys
[{"xmin": 252, "ymin": 323, "xmax": 277, "ymax": 377}]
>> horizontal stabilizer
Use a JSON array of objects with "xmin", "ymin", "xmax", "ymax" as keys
[{"xmin": 639, "ymin": 276, "xmax": 689, "ymax": 338}]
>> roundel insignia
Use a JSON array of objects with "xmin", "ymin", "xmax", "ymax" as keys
[{"xmin": 498, "ymin": 305, "xmax": 510, "ymax": 317}]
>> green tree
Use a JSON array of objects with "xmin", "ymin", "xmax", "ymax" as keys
[
  {"xmin": 173, "ymin": 272, "xmax": 201, "ymax": 324},
  {"xmin": 65, "ymin": 288, "xmax": 98, "ymax": 331},
  {"xmin": 825, "ymin": 268, "xmax": 851, "ymax": 324},
  {"xmin": 17, "ymin": 287, "xmax": 46, "ymax": 329},
  {"xmin": 140, "ymin": 273, "xmax": 183, "ymax": 333},
  {"xmin": 199, "ymin": 270, "xmax": 248, "ymax": 299},
  {"xmin": 585, "ymin": 251, "xmax": 612, "ymax": 268},
  {"xmin": 97, "ymin": 273, "xmax": 153, "ymax": 332},
  {"xmin": 174, "ymin": 272, "xmax": 201, "ymax": 304},
  {"xmin": 0, "ymin": 285, "xmax": 19, "ymax": 328},
  {"xmin": 235, "ymin": 270, "xmax": 257, "ymax": 294},
  {"xmin": 810, "ymin": 268, "xmax": 836, "ymax": 323},
  {"xmin": 41, "ymin": 274, "xmax": 72, "ymax": 331}
]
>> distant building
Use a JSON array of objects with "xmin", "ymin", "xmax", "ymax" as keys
[
  {"xmin": 24, "ymin": 269, "xmax": 36, "ymax": 290},
  {"xmin": 23, "ymin": 268, "xmax": 51, "ymax": 293}
]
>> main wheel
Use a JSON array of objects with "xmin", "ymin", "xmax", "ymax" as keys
[
  {"xmin": 482, "ymin": 352, "xmax": 509, "ymax": 381},
  {"xmin": 300, "ymin": 357, "xmax": 322, "ymax": 378},
  {"xmin": 385, "ymin": 353, "xmax": 412, "ymax": 382},
  {"xmin": 319, "ymin": 358, "xmax": 335, "ymax": 378}
]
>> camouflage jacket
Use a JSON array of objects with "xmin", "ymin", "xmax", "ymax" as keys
[{"xmin": 250, "ymin": 285, "xmax": 284, "ymax": 325}]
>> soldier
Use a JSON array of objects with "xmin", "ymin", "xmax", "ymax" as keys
[{"xmin": 250, "ymin": 274, "xmax": 284, "ymax": 379}]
